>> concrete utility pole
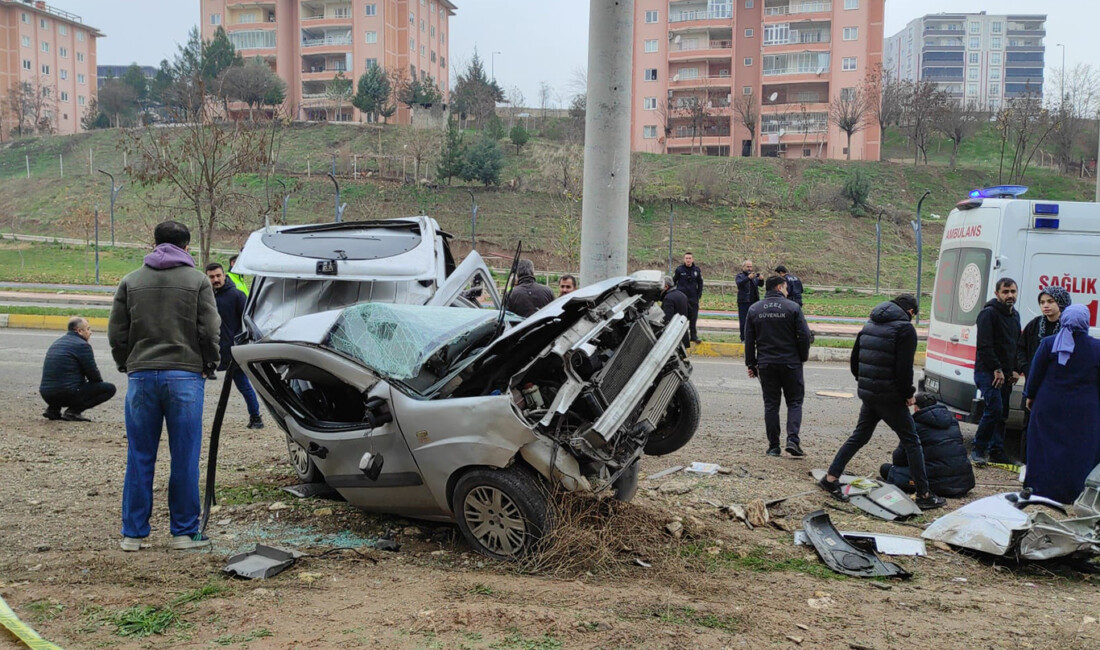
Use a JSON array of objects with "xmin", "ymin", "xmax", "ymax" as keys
[{"xmin": 579, "ymin": 0, "xmax": 634, "ymax": 286}]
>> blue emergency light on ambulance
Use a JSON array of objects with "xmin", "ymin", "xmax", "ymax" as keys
[{"xmin": 923, "ymin": 189, "xmax": 1100, "ymax": 460}]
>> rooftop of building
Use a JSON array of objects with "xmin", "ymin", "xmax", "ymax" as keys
[{"xmin": 1, "ymin": 0, "xmax": 103, "ymax": 35}]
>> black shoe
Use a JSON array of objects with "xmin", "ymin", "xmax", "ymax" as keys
[
  {"xmin": 879, "ymin": 463, "xmax": 893, "ymax": 481},
  {"xmin": 766, "ymin": 447, "xmax": 781, "ymax": 457},
  {"xmin": 817, "ymin": 476, "xmax": 848, "ymax": 502},
  {"xmin": 785, "ymin": 442, "xmax": 805, "ymax": 458},
  {"xmin": 43, "ymin": 408, "xmax": 62, "ymax": 421},
  {"xmin": 915, "ymin": 494, "xmax": 947, "ymax": 510},
  {"xmin": 61, "ymin": 410, "xmax": 91, "ymax": 422},
  {"xmin": 247, "ymin": 415, "xmax": 265, "ymax": 429},
  {"xmin": 988, "ymin": 451, "xmax": 1012, "ymax": 465},
  {"xmin": 691, "ymin": 338, "xmax": 703, "ymax": 344}
]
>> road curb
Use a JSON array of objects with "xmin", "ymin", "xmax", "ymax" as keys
[
  {"xmin": 3, "ymin": 314, "xmax": 110, "ymax": 330},
  {"xmin": 688, "ymin": 342, "xmax": 926, "ymax": 366}
]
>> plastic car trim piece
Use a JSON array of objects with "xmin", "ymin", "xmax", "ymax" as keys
[
  {"xmin": 802, "ymin": 510, "xmax": 912, "ymax": 578},
  {"xmin": 326, "ymin": 472, "xmax": 425, "ymax": 489}
]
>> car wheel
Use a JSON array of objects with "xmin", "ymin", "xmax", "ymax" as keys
[
  {"xmin": 452, "ymin": 465, "xmax": 551, "ymax": 561},
  {"xmin": 644, "ymin": 379, "xmax": 701, "ymax": 456},
  {"xmin": 286, "ymin": 433, "xmax": 323, "ymax": 483}
]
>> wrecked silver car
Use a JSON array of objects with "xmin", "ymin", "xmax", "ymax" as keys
[
  {"xmin": 922, "ymin": 464, "xmax": 1100, "ymax": 561},
  {"xmin": 232, "ymin": 274, "xmax": 700, "ymax": 560}
]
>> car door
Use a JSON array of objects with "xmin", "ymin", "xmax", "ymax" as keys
[{"xmin": 232, "ymin": 342, "xmax": 445, "ymax": 518}]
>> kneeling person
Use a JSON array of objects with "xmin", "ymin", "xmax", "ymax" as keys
[
  {"xmin": 40, "ymin": 317, "xmax": 116, "ymax": 421},
  {"xmin": 879, "ymin": 393, "xmax": 975, "ymax": 498}
]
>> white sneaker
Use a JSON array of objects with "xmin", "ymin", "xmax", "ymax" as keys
[
  {"xmin": 120, "ymin": 537, "xmax": 145, "ymax": 552},
  {"xmin": 169, "ymin": 534, "xmax": 212, "ymax": 550}
]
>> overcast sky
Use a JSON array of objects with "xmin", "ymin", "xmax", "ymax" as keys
[{"xmin": 83, "ymin": 0, "xmax": 1092, "ymax": 107}]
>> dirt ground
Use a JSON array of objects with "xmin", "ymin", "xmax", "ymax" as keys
[{"xmin": 2, "ymin": 353, "xmax": 1099, "ymax": 649}]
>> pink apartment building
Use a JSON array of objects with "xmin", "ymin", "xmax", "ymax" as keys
[
  {"xmin": 631, "ymin": 0, "xmax": 883, "ymax": 160},
  {"xmin": 0, "ymin": 0, "xmax": 100, "ymax": 140},
  {"xmin": 200, "ymin": 0, "xmax": 454, "ymax": 123}
]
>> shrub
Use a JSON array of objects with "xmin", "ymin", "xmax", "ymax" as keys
[{"xmin": 841, "ymin": 169, "xmax": 871, "ymax": 216}]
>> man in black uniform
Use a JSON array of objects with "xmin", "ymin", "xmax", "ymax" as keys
[
  {"xmin": 40, "ymin": 317, "xmax": 116, "ymax": 421},
  {"xmin": 673, "ymin": 252, "xmax": 704, "ymax": 344},
  {"xmin": 818, "ymin": 294, "xmax": 946, "ymax": 510},
  {"xmin": 661, "ymin": 276, "xmax": 692, "ymax": 348},
  {"xmin": 774, "ymin": 264, "xmax": 804, "ymax": 307},
  {"xmin": 735, "ymin": 259, "xmax": 763, "ymax": 342},
  {"xmin": 505, "ymin": 259, "xmax": 555, "ymax": 317},
  {"xmin": 745, "ymin": 276, "xmax": 813, "ymax": 457}
]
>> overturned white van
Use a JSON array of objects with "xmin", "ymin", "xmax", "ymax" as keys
[{"xmin": 921, "ymin": 186, "xmax": 1100, "ymax": 458}]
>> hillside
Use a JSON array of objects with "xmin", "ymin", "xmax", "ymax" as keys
[{"xmin": 1, "ymin": 122, "xmax": 1094, "ymax": 293}]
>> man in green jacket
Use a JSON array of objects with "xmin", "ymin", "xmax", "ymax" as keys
[
  {"xmin": 108, "ymin": 221, "xmax": 221, "ymax": 552},
  {"xmin": 226, "ymin": 254, "xmax": 249, "ymax": 296}
]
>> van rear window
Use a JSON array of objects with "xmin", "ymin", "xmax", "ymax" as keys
[{"xmin": 933, "ymin": 247, "xmax": 991, "ymax": 326}]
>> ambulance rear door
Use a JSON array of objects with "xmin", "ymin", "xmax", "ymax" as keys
[{"xmin": 1020, "ymin": 201, "xmax": 1100, "ymax": 339}]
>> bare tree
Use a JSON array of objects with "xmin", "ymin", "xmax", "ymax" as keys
[
  {"xmin": 324, "ymin": 71, "xmax": 353, "ymax": 121},
  {"xmin": 4, "ymin": 81, "xmax": 35, "ymax": 137},
  {"xmin": 829, "ymin": 86, "xmax": 870, "ymax": 160},
  {"xmin": 902, "ymin": 80, "xmax": 949, "ymax": 165},
  {"xmin": 534, "ymin": 143, "xmax": 583, "ymax": 195},
  {"xmin": 733, "ymin": 91, "xmax": 759, "ymax": 157},
  {"xmin": 936, "ymin": 99, "xmax": 985, "ymax": 170},
  {"xmin": 1049, "ymin": 63, "xmax": 1100, "ymax": 173},
  {"xmin": 537, "ymin": 81, "xmax": 553, "ymax": 126},
  {"xmin": 865, "ymin": 64, "xmax": 904, "ymax": 161},
  {"xmin": 999, "ymin": 86, "xmax": 1060, "ymax": 184},
  {"xmin": 505, "ymin": 85, "xmax": 525, "ymax": 128},
  {"xmin": 402, "ymin": 126, "xmax": 442, "ymax": 182}
]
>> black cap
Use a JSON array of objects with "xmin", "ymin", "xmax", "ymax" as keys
[
  {"xmin": 892, "ymin": 294, "xmax": 919, "ymax": 315},
  {"xmin": 775, "ymin": 265, "xmax": 788, "ymax": 274}
]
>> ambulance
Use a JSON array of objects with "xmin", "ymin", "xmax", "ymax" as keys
[{"xmin": 921, "ymin": 186, "xmax": 1100, "ymax": 459}]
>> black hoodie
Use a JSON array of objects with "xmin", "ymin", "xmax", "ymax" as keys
[
  {"xmin": 975, "ymin": 298, "xmax": 1021, "ymax": 374},
  {"xmin": 888, "ymin": 403, "xmax": 975, "ymax": 497}
]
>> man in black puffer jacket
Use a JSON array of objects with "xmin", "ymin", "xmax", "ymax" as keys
[
  {"xmin": 818, "ymin": 295, "xmax": 947, "ymax": 510},
  {"xmin": 879, "ymin": 393, "xmax": 975, "ymax": 497}
]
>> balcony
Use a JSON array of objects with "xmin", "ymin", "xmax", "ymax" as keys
[
  {"xmin": 669, "ymin": 40, "xmax": 734, "ymax": 61},
  {"xmin": 300, "ymin": 1, "xmax": 352, "ymax": 22},
  {"xmin": 227, "ymin": 3, "xmax": 276, "ymax": 25},
  {"xmin": 764, "ymin": 1, "xmax": 832, "ymax": 18},
  {"xmin": 763, "ymin": 52, "xmax": 831, "ymax": 78},
  {"xmin": 301, "ymin": 27, "xmax": 353, "ymax": 48},
  {"xmin": 922, "ymin": 26, "xmax": 965, "ymax": 35},
  {"xmin": 669, "ymin": 73, "xmax": 733, "ymax": 88},
  {"xmin": 227, "ymin": 29, "xmax": 277, "ymax": 51}
]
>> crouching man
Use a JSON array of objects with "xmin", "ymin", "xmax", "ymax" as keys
[
  {"xmin": 40, "ymin": 316, "xmax": 116, "ymax": 421},
  {"xmin": 879, "ymin": 393, "xmax": 975, "ymax": 498}
]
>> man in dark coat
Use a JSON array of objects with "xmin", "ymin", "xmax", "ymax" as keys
[
  {"xmin": 39, "ymin": 317, "xmax": 116, "ymax": 421},
  {"xmin": 774, "ymin": 265, "xmax": 804, "ymax": 307},
  {"xmin": 745, "ymin": 275, "xmax": 812, "ymax": 457},
  {"xmin": 735, "ymin": 259, "xmax": 763, "ymax": 342},
  {"xmin": 971, "ymin": 278, "xmax": 1020, "ymax": 465},
  {"xmin": 206, "ymin": 263, "xmax": 264, "ymax": 430},
  {"xmin": 673, "ymin": 252, "xmax": 704, "ymax": 344},
  {"xmin": 661, "ymin": 276, "xmax": 691, "ymax": 347},
  {"xmin": 819, "ymin": 294, "xmax": 947, "ymax": 510},
  {"xmin": 879, "ymin": 393, "xmax": 975, "ymax": 497},
  {"xmin": 504, "ymin": 259, "xmax": 555, "ymax": 317}
]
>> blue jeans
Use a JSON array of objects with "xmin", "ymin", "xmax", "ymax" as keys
[
  {"xmin": 973, "ymin": 370, "xmax": 1010, "ymax": 456},
  {"xmin": 232, "ymin": 367, "xmax": 260, "ymax": 418},
  {"xmin": 122, "ymin": 370, "xmax": 205, "ymax": 539}
]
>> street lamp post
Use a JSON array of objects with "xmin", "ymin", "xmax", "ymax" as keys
[
  {"xmin": 668, "ymin": 200, "xmax": 675, "ymax": 275},
  {"xmin": 912, "ymin": 191, "xmax": 931, "ymax": 324},
  {"xmin": 1056, "ymin": 43, "xmax": 1065, "ymax": 106},
  {"xmin": 276, "ymin": 178, "xmax": 289, "ymax": 224},
  {"xmin": 93, "ymin": 206, "xmax": 101, "ymax": 285},
  {"xmin": 875, "ymin": 209, "xmax": 885, "ymax": 294},
  {"xmin": 97, "ymin": 169, "xmax": 123, "ymax": 246},
  {"xmin": 491, "ymin": 51, "xmax": 501, "ymax": 81},
  {"xmin": 467, "ymin": 190, "xmax": 478, "ymax": 251},
  {"xmin": 327, "ymin": 173, "xmax": 346, "ymax": 223}
]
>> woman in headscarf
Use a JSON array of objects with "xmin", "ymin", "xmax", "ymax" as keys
[
  {"xmin": 1024, "ymin": 304, "xmax": 1100, "ymax": 503},
  {"xmin": 1016, "ymin": 286, "xmax": 1071, "ymax": 381}
]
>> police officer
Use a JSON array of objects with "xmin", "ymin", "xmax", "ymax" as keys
[
  {"xmin": 774, "ymin": 264, "xmax": 804, "ymax": 307},
  {"xmin": 735, "ymin": 259, "xmax": 763, "ymax": 342},
  {"xmin": 673, "ymin": 252, "xmax": 704, "ymax": 344},
  {"xmin": 745, "ymin": 275, "xmax": 813, "ymax": 457}
]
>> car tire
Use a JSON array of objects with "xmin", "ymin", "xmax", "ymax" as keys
[
  {"xmin": 452, "ymin": 465, "xmax": 551, "ymax": 561},
  {"xmin": 644, "ymin": 379, "xmax": 701, "ymax": 456},
  {"xmin": 286, "ymin": 432, "xmax": 323, "ymax": 483}
]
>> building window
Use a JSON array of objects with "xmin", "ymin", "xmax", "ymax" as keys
[
  {"xmin": 844, "ymin": 0, "xmax": 858, "ymax": 8},
  {"xmin": 991, "ymin": 37, "xmax": 1001, "ymax": 49},
  {"xmin": 968, "ymin": 53, "xmax": 979, "ymax": 64},
  {"xmin": 431, "ymin": 25, "xmax": 435, "ymax": 37},
  {"xmin": 992, "ymin": 21, "xmax": 1002, "ymax": 34},
  {"xmin": 333, "ymin": 6, "xmax": 351, "ymax": 18},
  {"xmin": 989, "ymin": 98, "xmax": 999, "ymax": 111},
  {"xmin": 21, "ymin": 36, "xmax": 30, "ymax": 47},
  {"xmin": 644, "ymin": 10, "xmax": 658, "ymax": 23},
  {"xmin": 441, "ymin": 33, "xmax": 445, "ymax": 44},
  {"xmin": 22, "ymin": 60, "xmax": 32, "ymax": 70},
  {"xmin": 967, "ymin": 83, "xmax": 977, "ymax": 95},
  {"xmin": 77, "ymin": 30, "xmax": 85, "ymax": 42},
  {"xmin": 968, "ymin": 67, "xmax": 979, "ymax": 80},
  {"xmin": 643, "ymin": 97, "xmax": 657, "ymax": 109},
  {"xmin": 969, "ymin": 37, "xmax": 979, "ymax": 49},
  {"xmin": 410, "ymin": 64, "xmax": 416, "ymax": 76},
  {"xmin": 990, "ymin": 68, "xmax": 1001, "ymax": 80},
  {"xmin": 60, "ymin": 69, "xmax": 68, "ymax": 79},
  {"xmin": 409, "ymin": 12, "xmax": 415, "ymax": 25},
  {"xmin": 969, "ymin": 22, "xmax": 980, "ymax": 34},
  {"xmin": 803, "ymin": 147, "xmax": 812, "ymax": 157},
  {"xmin": 20, "ymin": 12, "xmax": 29, "ymax": 23},
  {"xmin": 989, "ymin": 83, "xmax": 1000, "ymax": 95},
  {"xmin": 41, "ymin": 41, "xmax": 49, "ymax": 53},
  {"xmin": 60, "ymin": 91, "xmax": 69, "ymax": 101},
  {"xmin": 745, "ymin": 0, "xmax": 754, "ymax": 7},
  {"xmin": 644, "ymin": 68, "xmax": 658, "ymax": 81},
  {"xmin": 744, "ymin": 57, "xmax": 753, "ymax": 66},
  {"xmin": 840, "ymin": 87, "xmax": 856, "ymax": 100},
  {"xmin": 77, "ymin": 73, "xmax": 85, "ymax": 84},
  {"xmin": 842, "ymin": 57, "xmax": 857, "ymax": 71},
  {"xmin": 211, "ymin": 13, "xmax": 221, "ymax": 25},
  {"xmin": 742, "ymin": 86, "xmax": 753, "ymax": 95},
  {"xmin": 40, "ymin": 18, "xmax": 48, "ymax": 29},
  {"xmin": 440, "ymin": 56, "xmax": 445, "ymax": 68},
  {"xmin": 59, "ymin": 24, "xmax": 68, "ymax": 36},
  {"xmin": 78, "ymin": 96, "xmax": 85, "ymax": 106},
  {"xmin": 409, "ymin": 37, "xmax": 415, "ymax": 49},
  {"xmin": 365, "ymin": 3, "xmax": 376, "ymax": 16},
  {"xmin": 60, "ymin": 47, "xmax": 67, "ymax": 58},
  {"xmin": 420, "ymin": 44, "xmax": 425, "ymax": 55},
  {"xmin": 745, "ymin": 28, "xmax": 754, "ymax": 37},
  {"xmin": 991, "ymin": 52, "xmax": 1001, "ymax": 64},
  {"xmin": 365, "ymin": 58, "xmax": 378, "ymax": 69},
  {"xmin": 842, "ymin": 27, "xmax": 858, "ymax": 41},
  {"xmin": 643, "ymin": 125, "xmax": 657, "ymax": 138},
  {"xmin": 77, "ymin": 52, "xmax": 84, "ymax": 62},
  {"xmin": 41, "ymin": 64, "xmax": 50, "ymax": 75},
  {"xmin": 644, "ymin": 39, "xmax": 658, "ymax": 53},
  {"xmin": 365, "ymin": 31, "xmax": 377, "ymax": 43}
]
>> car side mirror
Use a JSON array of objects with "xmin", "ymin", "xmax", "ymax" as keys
[{"xmin": 363, "ymin": 396, "xmax": 393, "ymax": 429}]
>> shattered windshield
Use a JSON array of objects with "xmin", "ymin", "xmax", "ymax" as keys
[{"xmin": 323, "ymin": 303, "xmax": 497, "ymax": 394}]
